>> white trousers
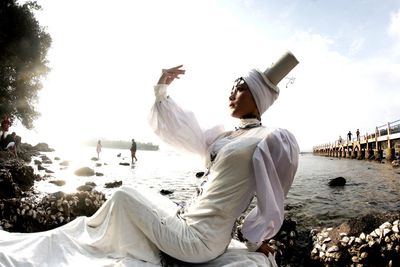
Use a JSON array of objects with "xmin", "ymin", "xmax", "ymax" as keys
[{"xmin": 84, "ymin": 186, "xmax": 223, "ymax": 264}]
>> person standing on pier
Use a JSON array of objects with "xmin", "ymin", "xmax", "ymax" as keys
[
  {"xmin": 347, "ymin": 131, "xmax": 352, "ymax": 142},
  {"xmin": 356, "ymin": 129, "xmax": 360, "ymax": 141}
]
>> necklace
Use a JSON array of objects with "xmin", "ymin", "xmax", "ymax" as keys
[{"xmin": 235, "ymin": 118, "xmax": 262, "ymax": 131}]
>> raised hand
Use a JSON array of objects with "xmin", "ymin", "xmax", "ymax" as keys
[{"xmin": 157, "ymin": 65, "xmax": 186, "ymax": 85}]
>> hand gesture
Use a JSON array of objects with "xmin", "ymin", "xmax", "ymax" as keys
[
  {"xmin": 157, "ymin": 65, "xmax": 186, "ymax": 85},
  {"xmin": 256, "ymin": 242, "xmax": 275, "ymax": 256}
]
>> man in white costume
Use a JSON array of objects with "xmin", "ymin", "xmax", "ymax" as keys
[{"xmin": 0, "ymin": 51, "xmax": 299, "ymax": 267}]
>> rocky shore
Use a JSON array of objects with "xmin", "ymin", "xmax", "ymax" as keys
[
  {"xmin": 0, "ymin": 143, "xmax": 107, "ymax": 233},
  {"xmin": 0, "ymin": 143, "xmax": 399, "ymax": 266}
]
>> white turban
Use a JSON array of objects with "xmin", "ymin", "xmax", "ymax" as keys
[{"xmin": 243, "ymin": 69, "xmax": 279, "ymax": 116}]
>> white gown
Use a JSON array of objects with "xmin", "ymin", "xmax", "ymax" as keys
[{"xmin": 0, "ymin": 84, "xmax": 299, "ymax": 267}]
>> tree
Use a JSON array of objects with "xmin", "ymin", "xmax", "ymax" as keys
[{"xmin": 0, "ymin": 0, "xmax": 51, "ymax": 129}]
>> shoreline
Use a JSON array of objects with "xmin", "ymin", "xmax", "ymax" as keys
[{"xmin": 0, "ymin": 143, "xmax": 399, "ymax": 266}]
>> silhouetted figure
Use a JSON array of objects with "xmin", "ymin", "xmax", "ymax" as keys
[
  {"xmin": 96, "ymin": 140, "xmax": 102, "ymax": 159},
  {"xmin": 130, "ymin": 139, "xmax": 137, "ymax": 164},
  {"xmin": 347, "ymin": 131, "xmax": 352, "ymax": 142}
]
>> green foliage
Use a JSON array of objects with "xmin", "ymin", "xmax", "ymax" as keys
[{"xmin": 0, "ymin": 0, "xmax": 52, "ymax": 129}]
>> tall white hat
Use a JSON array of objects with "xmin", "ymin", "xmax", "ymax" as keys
[
  {"xmin": 262, "ymin": 50, "xmax": 299, "ymax": 93},
  {"xmin": 243, "ymin": 51, "xmax": 299, "ymax": 116}
]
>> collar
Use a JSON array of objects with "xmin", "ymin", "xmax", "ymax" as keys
[{"xmin": 235, "ymin": 118, "xmax": 262, "ymax": 131}]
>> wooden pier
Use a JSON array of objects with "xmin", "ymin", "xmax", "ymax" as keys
[{"xmin": 313, "ymin": 119, "xmax": 400, "ymax": 160}]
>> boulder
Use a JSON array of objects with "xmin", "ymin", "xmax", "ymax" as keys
[
  {"xmin": 76, "ymin": 184, "xmax": 94, "ymax": 192},
  {"xmin": 34, "ymin": 143, "xmax": 55, "ymax": 152},
  {"xmin": 328, "ymin": 177, "xmax": 346, "ymax": 186},
  {"xmin": 74, "ymin": 167, "xmax": 95, "ymax": 176},
  {"xmin": 59, "ymin": 160, "xmax": 70, "ymax": 166},
  {"xmin": 49, "ymin": 180, "xmax": 66, "ymax": 186},
  {"xmin": 104, "ymin": 181, "xmax": 122, "ymax": 188},
  {"xmin": 160, "ymin": 189, "xmax": 174, "ymax": 195},
  {"xmin": 392, "ymin": 159, "xmax": 400, "ymax": 168}
]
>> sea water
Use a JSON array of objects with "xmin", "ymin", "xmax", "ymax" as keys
[{"xmin": 31, "ymin": 146, "xmax": 400, "ymax": 230}]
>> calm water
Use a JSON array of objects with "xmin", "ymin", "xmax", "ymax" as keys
[
  {"xmin": 32, "ymin": 146, "xmax": 400, "ymax": 230},
  {"xmin": 287, "ymin": 154, "xmax": 400, "ymax": 230}
]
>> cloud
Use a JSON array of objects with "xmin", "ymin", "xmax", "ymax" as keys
[
  {"xmin": 348, "ymin": 38, "xmax": 365, "ymax": 56},
  {"xmin": 388, "ymin": 9, "xmax": 400, "ymax": 38}
]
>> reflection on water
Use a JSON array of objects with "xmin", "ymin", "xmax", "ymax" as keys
[
  {"xmin": 32, "ymin": 146, "xmax": 400, "ymax": 229},
  {"xmin": 32, "ymin": 145, "xmax": 203, "ymax": 200}
]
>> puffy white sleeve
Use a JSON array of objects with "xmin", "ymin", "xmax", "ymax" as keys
[
  {"xmin": 148, "ymin": 84, "xmax": 224, "ymax": 160},
  {"xmin": 241, "ymin": 128, "xmax": 299, "ymax": 249}
]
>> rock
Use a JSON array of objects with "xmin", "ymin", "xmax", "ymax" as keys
[
  {"xmin": 38, "ymin": 164, "xmax": 46, "ymax": 171},
  {"xmin": 95, "ymin": 172, "xmax": 104, "ymax": 176},
  {"xmin": 195, "ymin": 171, "xmax": 205, "ymax": 178},
  {"xmin": 328, "ymin": 177, "xmax": 346, "ymax": 186},
  {"xmin": 0, "ymin": 190, "xmax": 106, "ymax": 233},
  {"xmin": 48, "ymin": 180, "xmax": 66, "ymax": 186},
  {"xmin": 104, "ymin": 181, "xmax": 122, "ymax": 188},
  {"xmin": 160, "ymin": 189, "xmax": 174, "ymax": 195},
  {"xmin": 119, "ymin": 162, "xmax": 130, "ymax": 166},
  {"xmin": 308, "ymin": 213, "xmax": 400, "ymax": 267},
  {"xmin": 33, "ymin": 143, "xmax": 55, "ymax": 152},
  {"xmin": 76, "ymin": 185, "xmax": 94, "ymax": 192},
  {"xmin": 117, "ymin": 153, "xmax": 121, "ymax": 157},
  {"xmin": 74, "ymin": 167, "xmax": 95, "ymax": 176},
  {"xmin": 91, "ymin": 157, "xmax": 98, "ymax": 161},
  {"xmin": 85, "ymin": 182, "xmax": 96, "ymax": 187},
  {"xmin": 59, "ymin": 160, "xmax": 70, "ymax": 166},
  {"xmin": 54, "ymin": 157, "xmax": 60, "ymax": 160},
  {"xmin": 1, "ymin": 159, "xmax": 39, "ymax": 191},
  {"xmin": 95, "ymin": 163, "xmax": 102, "ymax": 167},
  {"xmin": 0, "ymin": 169, "xmax": 21, "ymax": 198},
  {"xmin": 392, "ymin": 160, "xmax": 400, "ymax": 168}
]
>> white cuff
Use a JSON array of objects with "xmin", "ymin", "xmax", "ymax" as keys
[
  {"xmin": 245, "ymin": 240, "xmax": 263, "ymax": 252},
  {"xmin": 154, "ymin": 84, "xmax": 168, "ymax": 102}
]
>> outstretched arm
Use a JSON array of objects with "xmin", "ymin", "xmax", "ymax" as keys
[
  {"xmin": 149, "ymin": 65, "xmax": 224, "ymax": 160},
  {"xmin": 157, "ymin": 65, "xmax": 185, "ymax": 85}
]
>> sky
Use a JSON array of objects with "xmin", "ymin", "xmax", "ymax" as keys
[{"xmin": 14, "ymin": 0, "xmax": 400, "ymax": 152}]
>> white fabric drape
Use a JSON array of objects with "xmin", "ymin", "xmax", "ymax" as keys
[{"xmin": 0, "ymin": 187, "xmax": 276, "ymax": 266}]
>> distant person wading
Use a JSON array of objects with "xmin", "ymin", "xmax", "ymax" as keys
[
  {"xmin": 96, "ymin": 140, "xmax": 102, "ymax": 159},
  {"xmin": 130, "ymin": 139, "xmax": 138, "ymax": 164}
]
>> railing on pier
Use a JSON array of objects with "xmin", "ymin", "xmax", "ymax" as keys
[{"xmin": 313, "ymin": 119, "xmax": 400, "ymax": 160}]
